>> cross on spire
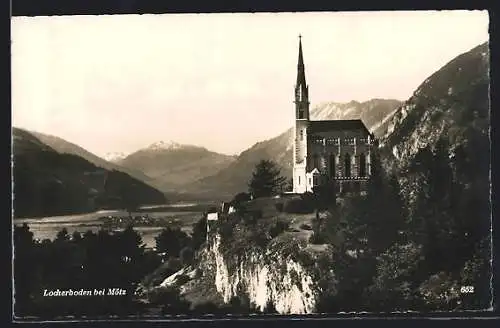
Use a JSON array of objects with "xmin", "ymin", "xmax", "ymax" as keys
[
  {"xmin": 296, "ymin": 34, "xmax": 307, "ymax": 89},
  {"xmin": 297, "ymin": 35, "xmax": 304, "ymax": 69}
]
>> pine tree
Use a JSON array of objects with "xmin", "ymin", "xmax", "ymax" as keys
[
  {"xmin": 410, "ymin": 138, "xmax": 461, "ymax": 273},
  {"xmin": 248, "ymin": 160, "xmax": 287, "ymax": 198}
]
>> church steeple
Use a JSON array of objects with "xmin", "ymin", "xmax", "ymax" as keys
[
  {"xmin": 295, "ymin": 35, "xmax": 309, "ymax": 120},
  {"xmin": 296, "ymin": 35, "xmax": 306, "ymax": 87}
]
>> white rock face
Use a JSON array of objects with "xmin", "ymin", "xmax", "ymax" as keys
[
  {"xmin": 209, "ymin": 235, "xmax": 317, "ymax": 314},
  {"xmin": 160, "ymin": 266, "xmax": 196, "ymax": 288}
]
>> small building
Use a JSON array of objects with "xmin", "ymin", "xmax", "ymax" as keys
[
  {"xmin": 207, "ymin": 212, "xmax": 219, "ymax": 221},
  {"xmin": 206, "ymin": 210, "xmax": 219, "ymax": 238}
]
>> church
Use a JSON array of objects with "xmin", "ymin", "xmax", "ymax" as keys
[{"xmin": 292, "ymin": 37, "xmax": 375, "ymax": 194}]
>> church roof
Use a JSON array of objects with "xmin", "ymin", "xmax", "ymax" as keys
[{"xmin": 309, "ymin": 119, "xmax": 370, "ymax": 134}]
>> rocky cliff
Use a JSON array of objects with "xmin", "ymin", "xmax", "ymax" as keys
[
  {"xmin": 196, "ymin": 223, "xmax": 336, "ymax": 315},
  {"xmin": 209, "ymin": 234, "xmax": 316, "ymax": 314}
]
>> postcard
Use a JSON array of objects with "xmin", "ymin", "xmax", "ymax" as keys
[{"xmin": 11, "ymin": 10, "xmax": 492, "ymax": 321}]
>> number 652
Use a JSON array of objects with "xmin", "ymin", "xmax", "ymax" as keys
[{"xmin": 460, "ymin": 286, "xmax": 474, "ymax": 293}]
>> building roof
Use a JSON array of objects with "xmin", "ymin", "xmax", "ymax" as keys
[{"xmin": 309, "ymin": 119, "xmax": 370, "ymax": 134}]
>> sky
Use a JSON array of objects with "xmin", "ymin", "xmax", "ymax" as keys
[{"xmin": 11, "ymin": 11, "xmax": 489, "ymax": 157}]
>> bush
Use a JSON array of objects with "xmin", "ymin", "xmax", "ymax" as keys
[
  {"xmin": 218, "ymin": 219, "xmax": 235, "ymax": 244},
  {"xmin": 269, "ymin": 220, "xmax": 290, "ymax": 239},
  {"xmin": 227, "ymin": 294, "xmax": 253, "ymax": 314},
  {"xmin": 166, "ymin": 257, "xmax": 182, "ymax": 273},
  {"xmin": 275, "ymin": 202, "xmax": 284, "ymax": 212},
  {"xmin": 242, "ymin": 209, "xmax": 263, "ymax": 225},
  {"xmin": 309, "ymin": 232, "xmax": 326, "ymax": 245},
  {"xmin": 262, "ymin": 299, "xmax": 278, "ymax": 314},
  {"xmin": 155, "ymin": 227, "xmax": 192, "ymax": 258},
  {"xmin": 180, "ymin": 246, "xmax": 194, "ymax": 266},
  {"xmin": 176, "ymin": 274, "xmax": 191, "ymax": 286},
  {"xmin": 252, "ymin": 209, "xmax": 263, "ymax": 220},
  {"xmin": 191, "ymin": 216, "xmax": 207, "ymax": 251},
  {"xmin": 300, "ymin": 223, "xmax": 312, "ymax": 230},
  {"xmin": 232, "ymin": 192, "xmax": 252, "ymax": 205},
  {"xmin": 283, "ymin": 198, "xmax": 314, "ymax": 214},
  {"xmin": 142, "ymin": 262, "xmax": 177, "ymax": 288}
]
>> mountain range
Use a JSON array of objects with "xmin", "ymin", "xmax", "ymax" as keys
[
  {"xmin": 12, "ymin": 127, "xmax": 166, "ymax": 218},
  {"xmin": 11, "ymin": 97, "xmax": 400, "ymax": 206},
  {"xmin": 179, "ymin": 99, "xmax": 402, "ymax": 199},
  {"xmin": 104, "ymin": 152, "xmax": 128, "ymax": 163},
  {"xmin": 12, "ymin": 41, "xmax": 490, "ymax": 210},
  {"xmin": 115, "ymin": 141, "xmax": 237, "ymax": 193}
]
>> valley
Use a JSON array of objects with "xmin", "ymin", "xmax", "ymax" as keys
[
  {"xmin": 12, "ymin": 39, "xmax": 491, "ymax": 317},
  {"xmin": 14, "ymin": 202, "xmax": 213, "ymax": 249}
]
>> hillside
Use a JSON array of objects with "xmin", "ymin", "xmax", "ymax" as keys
[
  {"xmin": 27, "ymin": 129, "xmax": 161, "ymax": 190},
  {"xmin": 312, "ymin": 99, "xmax": 402, "ymax": 137},
  {"xmin": 12, "ymin": 128, "xmax": 166, "ymax": 218},
  {"xmin": 183, "ymin": 99, "xmax": 401, "ymax": 199},
  {"xmin": 372, "ymin": 42, "xmax": 491, "ymax": 308},
  {"xmin": 174, "ymin": 42, "xmax": 492, "ymax": 314},
  {"xmin": 379, "ymin": 41, "xmax": 490, "ymax": 210},
  {"xmin": 117, "ymin": 141, "xmax": 237, "ymax": 192}
]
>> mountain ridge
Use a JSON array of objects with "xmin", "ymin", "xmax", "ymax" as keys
[
  {"xmin": 181, "ymin": 98, "xmax": 402, "ymax": 199},
  {"xmin": 117, "ymin": 141, "xmax": 237, "ymax": 193},
  {"xmin": 378, "ymin": 41, "xmax": 490, "ymax": 210},
  {"xmin": 14, "ymin": 127, "xmax": 163, "ymax": 191},
  {"xmin": 12, "ymin": 127, "xmax": 167, "ymax": 218}
]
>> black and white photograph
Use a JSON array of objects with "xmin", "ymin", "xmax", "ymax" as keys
[{"xmin": 11, "ymin": 10, "xmax": 492, "ymax": 320}]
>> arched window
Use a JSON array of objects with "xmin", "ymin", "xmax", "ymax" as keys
[
  {"xmin": 359, "ymin": 153, "xmax": 366, "ymax": 177},
  {"xmin": 313, "ymin": 154, "xmax": 319, "ymax": 169},
  {"xmin": 329, "ymin": 153, "xmax": 336, "ymax": 177},
  {"xmin": 344, "ymin": 153, "xmax": 351, "ymax": 177}
]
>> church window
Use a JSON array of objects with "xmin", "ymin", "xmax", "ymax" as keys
[
  {"xmin": 359, "ymin": 153, "xmax": 367, "ymax": 177},
  {"xmin": 313, "ymin": 154, "xmax": 319, "ymax": 169},
  {"xmin": 298, "ymin": 110, "xmax": 304, "ymax": 119},
  {"xmin": 298, "ymin": 176, "xmax": 301, "ymax": 185},
  {"xmin": 329, "ymin": 154, "xmax": 336, "ymax": 177},
  {"xmin": 344, "ymin": 153, "xmax": 351, "ymax": 177}
]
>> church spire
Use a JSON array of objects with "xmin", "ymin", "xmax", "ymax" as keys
[
  {"xmin": 296, "ymin": 35, "xmax": 307, "ymax": 87},
  {"xmin": 294, "ymin": 34, "xmax": 309, "ymax": 121}
]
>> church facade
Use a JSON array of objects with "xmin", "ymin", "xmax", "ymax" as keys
[{"xmin": 292, "ymin": 37, "xmax": 375, "ymax": 194}]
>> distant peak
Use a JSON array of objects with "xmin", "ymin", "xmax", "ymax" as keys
[
  {"xmin": 148, "ymin": 140, "xmax": 183, "ymax": 150},
  {"xmin": 103, "ymin": 151, "xmax": 127, "ymax": 162}
]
